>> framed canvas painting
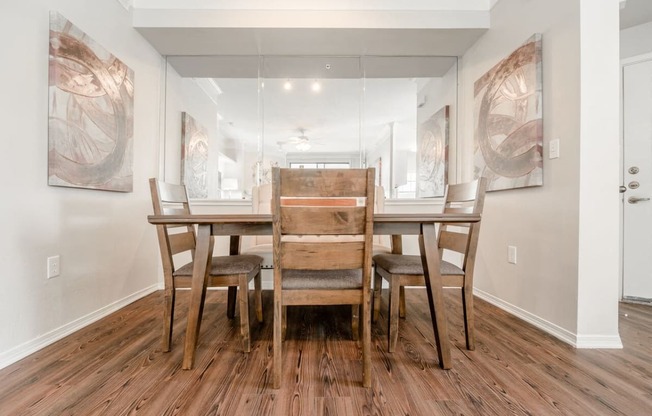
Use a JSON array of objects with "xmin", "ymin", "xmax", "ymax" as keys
[
  {"xmin": 417, "ymin": 105, "xmax": 449, "ymax": 198},
  {"xmin": 181, "ymin": 112, "xmax": 209, "ymax": 199},
  {"xmin": 473, "ymin": 34, "xmax": 543, "ymax": 191},
  {"xmin": 48, "ymin": 12, "xmax": 134, "ymax": 192}
]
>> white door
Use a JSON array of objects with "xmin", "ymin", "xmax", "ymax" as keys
[{"xmin": 622, "ymin": 58, "xmax": 652, "ymax": 301}]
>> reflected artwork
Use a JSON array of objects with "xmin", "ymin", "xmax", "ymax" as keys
[
  {"xmin": 48, "ymin": 12, "xmax": 134, "ymax": 192},
  {"xmin": 418, "ymin": 105, "xmax": 449, "ymax": 198},
  {"xmin": 181, "ymin": 112, "xmax": 209, "ymax": 199},
  {"xmin": 474, "ymin": 34, "xmax": 543, "ymax": 192}
]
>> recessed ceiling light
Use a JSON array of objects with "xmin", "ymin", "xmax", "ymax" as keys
[
  {"xmin": 311, "ymin": 81, "xmax": 321, "ymax": 92},
  {"xmin": 283, "ymin": 80, "xmax": 292, "ymax": 90}
]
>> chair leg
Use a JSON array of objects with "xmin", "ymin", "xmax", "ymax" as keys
[
  {"xmin": 238, "ymin": 276, "xmax": 251, "ymax": 352},
  {"xmin": 227, "ymin": 286, "xmax": 237, "ymax": 319},
  {"xmin": 162, "ymin": 288, "xmax": 175, "ymax": 352},
  {"xmin": 273, "ymin": 290, "xmax": 282, "ymax": 389},
  {"xmin": 282, "ymin": 306, "xmax": 287, "ymax": 341},
  {"xmin": 362, "ymin": 289, "xmax": 372, "ymax": 388},
  {"xmin": 372, "ymin": 271, "xmax": 382, "ymax": 323},
  {"xmin": 254, "ymin": 271, "xmax": 263, "ymax": 323},
  {"xmin": 399, "ymin": 286, "xmax": 406, "ymax": 319},
  {"xmin": 351, "ymin": 305, "xmax": 360, "ymax": 341},
  {"xmin": 462, "ymin": 285, "xmax": 475, "ymax": 350},
  {"xmin": 388, "ymin": 277, "xmax": 400, "ymax": 352}
]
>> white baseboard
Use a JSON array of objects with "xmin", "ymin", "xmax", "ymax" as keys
[
  {"xmin": 473, "ymin": 288, "xmax": 622, "ymax": 349},
  {"xmin": 0, "ymin": 284, "xmax": 160, "ymax": 370},
  {"xmin": 575, "ymin": 335, "xmax": 623, "ymax": 349}
]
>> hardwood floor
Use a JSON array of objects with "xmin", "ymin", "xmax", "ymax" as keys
[{"xmin": 0, "ymin": 289, "xmax": 650, "ymax": 415}]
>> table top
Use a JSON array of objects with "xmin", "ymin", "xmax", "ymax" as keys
[{"xmin": 147, "ymin": 212, "xmax": 481, "ymax": 226}]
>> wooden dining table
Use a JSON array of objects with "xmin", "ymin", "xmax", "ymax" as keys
[{"xmin": 147, "ymin": 212, "xmax": 481, "ymax": 371}]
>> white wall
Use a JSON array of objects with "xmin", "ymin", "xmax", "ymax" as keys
[
  {"xmin": 0, "ymin": 0, "xmax": 164, "ymax": 368},
  {"xmin": 576, "ymin": 0, "xmax": 621, "ymax": 347},
  {"xmin": 620, "ymin": 21, "xmax": 652, "ymax": 59},
  {"xmin": 459, "ymin": 0, "xmax": 621, "ymax": 346}
]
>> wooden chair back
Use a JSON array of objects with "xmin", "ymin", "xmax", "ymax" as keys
[
  {"xmin": 438, "ymin": 177, "xmax": 487, "ymax": 273},
  {"xmin": 272, "ymin": 168, "xmax": 375, "ymax": 273},
  {"xmin": 149, "ymin": 178, "xmax": 196, "ymax": 273}
]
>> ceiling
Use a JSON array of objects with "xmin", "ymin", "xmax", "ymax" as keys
[{"xmin": 620, "ymin": 0, "xmax": 652, "ymax": 29}]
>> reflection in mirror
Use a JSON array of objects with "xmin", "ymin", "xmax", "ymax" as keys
[
  {"xmin": 163, "ymin": 55, "xmax": 457, "ymax": 200},
  {"xmin": 262, "ymin": 56, "xmax": 363, "ymax": 185}
]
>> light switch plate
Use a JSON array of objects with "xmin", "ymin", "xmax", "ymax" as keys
[
  {"xmin": 508, "ymin": 246, "xmax": 517, "ymax": 264},
  {"xmin": 549, "ymin": 139, "xmax": 560, "ymax": 159}
]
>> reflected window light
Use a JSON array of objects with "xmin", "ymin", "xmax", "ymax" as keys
[{"xmin": 296, "ymin": 141, "xmax": 311, "ymax": 151}]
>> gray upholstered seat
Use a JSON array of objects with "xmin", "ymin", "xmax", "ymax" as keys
[
  {"xmin": 281, "ymin": 269, "xmax": 362, "ymax": 289},
  {"xmin": 373, "ymin": 254, "xmax": 464, "ymax": 276},
  {"xmin": 174, "ymin": 254, "xmax": 264, "ymax": 277}
]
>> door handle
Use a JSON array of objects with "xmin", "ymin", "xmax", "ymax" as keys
[{"xmin": 628, "ymin": 196, "xmax": 651, "ymax": 204}]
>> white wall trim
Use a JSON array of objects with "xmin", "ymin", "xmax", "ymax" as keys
[
  {"xmin": 575, "ymin": 334, "xmax": 623, "ymax": 349},
  {"xmin": 621, "ymin": 51, "xmax": 652, "ymax": 66},
  {"xmin": 474, "ymin": 288, "xmax": 577, "ymax": 346},
  {"xmin": 474, "ymin": 288, "xmax": 623, "ymax": 349},
  {"xmin": 0, "ymin": 284, "xmax": 160, "ymax": 370}
]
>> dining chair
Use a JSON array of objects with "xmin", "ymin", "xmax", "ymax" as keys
[
  {"xmin": 372, "ymin": 177, "xmax": 487, "ymax": 352},
  {"xmin": 149, "ymin": 178, "xmax": 264, "ymax": 353},
  {"xmin": 245, "ymin": 182, "xmax": 389, "ymax": 341},
  {"xmin": 271, "ymin": 167, "xmax": 375, "ymax": 388}
]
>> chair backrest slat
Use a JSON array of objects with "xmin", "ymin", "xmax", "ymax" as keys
[
  {"xmin": 439, "ymin": 230, "xmax": 469, "ymax": 254},
  {"xmin": 280, "ymin": 241, "xmax": 365, "ymax": 270},
  {"xmin": 158, "ymin": 183, "xmax": 190, "ymax": 204},
  {"xmin": 280, "ymin": 169, "xmax": 369, "ymax": 197},
  {"xmin": 446, "ymin": 180, "xmax": 481, "ymax": 203},
  {"xmin": 280, "ymin": 206, "xmax": 367, "ymax": 235},
  {"xmin": 168, "ymin": 231, "xmax": 196, "ymax": 255}
]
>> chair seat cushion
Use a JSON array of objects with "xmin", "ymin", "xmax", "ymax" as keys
[
  {"xmin": 174, "ymin": 254, "xmax": 263, "ymax": 276},
  {"xmin": 242, "ymin": 244, "xmax": 274, "ymax": 269},
  {"xmin": 372, "ymin": 254, "xmax": 464, "ymax": 276},
  {"xmin": 282, "ymin": 269, "xmax": 362, "ymax": 289}
]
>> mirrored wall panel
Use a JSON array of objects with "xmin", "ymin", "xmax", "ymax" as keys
[{"xmin": 163, "ymin": 55, "xmax": 457, "ymax": 200}]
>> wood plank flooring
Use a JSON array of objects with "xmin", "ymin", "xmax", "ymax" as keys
[{"xmin": 0, "ymin": 289, "xmax": 650, "ymax": 415}]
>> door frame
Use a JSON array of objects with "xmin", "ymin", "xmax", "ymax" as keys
[{"xmin": 620, "ymin": 52, "xmax": 652, "ymax": 301}]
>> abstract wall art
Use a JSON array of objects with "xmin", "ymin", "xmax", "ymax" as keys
[
  {"xmin": 48, "ymin": 12, "xmax": 134, "ymax": 192},
  {"xmin": 181, "ymin": 112, "xmax": 209, "ymax": 199},
  {"xmin": 473, "ymin": 34, "xmax": 543, "ymax": 191},
  {"xmin": 417, "ymin": 105, "xmax": 449, "ymax": 198}
]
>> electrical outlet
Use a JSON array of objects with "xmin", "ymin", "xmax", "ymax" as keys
[
  {"xmin": 47, "ymin": 255, "xmax": 60, "ymax": 279},
  {"xmin": 508, "ymin": 246, "xmax": 517, "ymax": 264}
]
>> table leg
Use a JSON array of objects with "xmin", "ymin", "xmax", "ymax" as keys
[
  {"xmin": 183, "ymin": 224, "xmax": 214, "ymax": 370},
  {"xmin": 227, "ymin": 235, "xmax": 241, "ymax": 318},
  {"xmin": 419, "ymin": 223, "xmax": 451, "ymax": 369}
]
